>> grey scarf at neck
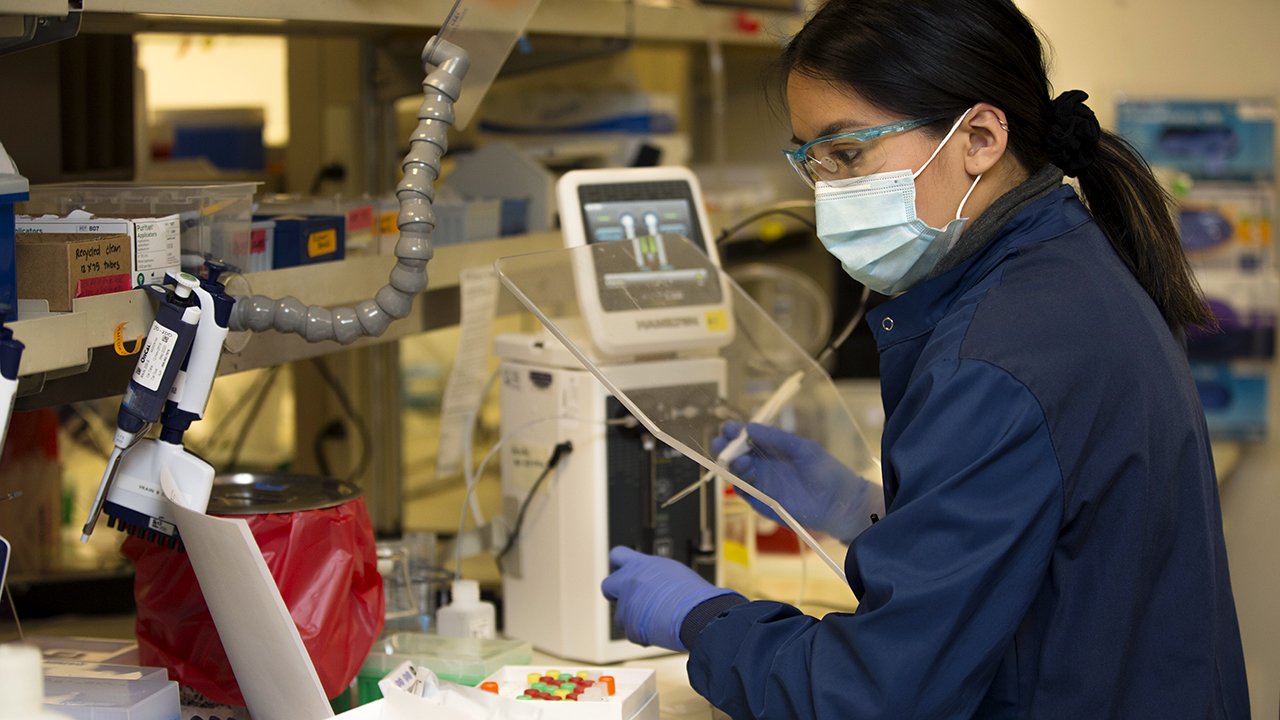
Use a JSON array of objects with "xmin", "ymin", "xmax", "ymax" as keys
[{"xmin": 929, "ymin": 164, "xmax": 1067, "ymax": 279}]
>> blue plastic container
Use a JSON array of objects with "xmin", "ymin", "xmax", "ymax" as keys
[
  {"xmin": 255, "ymin": 214, "xmax": 345, "ymax": 269},
  {"xmin": 0, "ymin": 146, "xmax": 28, "ymax": 315},
  {"xmin": 172, "ymin": 125, "xmax": 265, "ymax": 171}
]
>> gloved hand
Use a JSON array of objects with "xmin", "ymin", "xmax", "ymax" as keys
[
  {"xmin": 601, "ymin": 546, "xmax": 741, "ymax": 652},
  {"xmin": 712, "ymin": 420, "xmax": 874, "ymax": 542}
]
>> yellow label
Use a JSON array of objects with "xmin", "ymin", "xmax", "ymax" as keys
[
  {"xmin": 705, "ymin": 310, "xmax": 729, "ymax": 332},
  {"xmin": 380, "ymin": 212, "xmax": 398, "ymax": 235},
  {"xmin": 113, "ymin": 322, "xmax": 144, "ymax": 356},
  {"xmin": 308, "ymin": 229, "xmax": 338, "ymax": 257},
  {"xmin": 722, "ymin": 539, "xmax": 749, "ymax": 567}
]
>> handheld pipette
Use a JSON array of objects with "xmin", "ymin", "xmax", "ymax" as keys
[
  {"xmin": 104, "ymin": 264, "xmax": 231, "ymax": 548},
  {"xmin": 662, "ymin": 369, "xmax": 806, "ymax": 509},
  {"xmin": 81, "ymin": 274, "xmax": 202, "ymax": 543}
]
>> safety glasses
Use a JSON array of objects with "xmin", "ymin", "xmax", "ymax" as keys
[{"xmin": 783, "ymin": 113, "xmax": 955, "ymax": 188}]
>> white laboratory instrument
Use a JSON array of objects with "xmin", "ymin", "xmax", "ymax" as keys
[
  {"xmin": 557, "ymin": 167, "xmax": 733, "ymax": 356},
  {"xmin": 498, "ymin": 167, "xmax": 731, "ymax": 662}
]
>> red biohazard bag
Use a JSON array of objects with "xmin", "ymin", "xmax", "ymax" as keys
[{"xmin": 122, "ymin": 497, "xmax": 385, "ymax": 706}]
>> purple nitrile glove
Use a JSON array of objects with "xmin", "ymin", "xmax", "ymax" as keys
[
  {"xmin": 712, "ymin": 420, "xmax": 870, "ymax": 542},
  {"xmin": 600, "ymin": 546, "xmax": 741, "ymax": 652}
]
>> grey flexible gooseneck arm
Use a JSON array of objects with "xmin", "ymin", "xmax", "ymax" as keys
[{"xmin": 227, "ymin": 36, "xmax": 470, "ymax": 344}]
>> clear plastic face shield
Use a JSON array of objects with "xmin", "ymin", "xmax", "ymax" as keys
[
  {"xmin": 496, "ymin": 235, "xmax": 884, "ymax": 582},
  {"xmin": 438, "ymin": 0, "xmax": 545, "ymax": 129}
]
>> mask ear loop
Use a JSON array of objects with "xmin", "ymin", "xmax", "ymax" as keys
[
  {"xmin": 909, "ymin": 106, "xmax": 984, "ymax": 222},
  {"xmin": 911, "ymin": 107, "xmax": 975, "ymax": 180},
  {"xmin": 955, "ymin": 173, "xmax": 983, "ymax": 221}
]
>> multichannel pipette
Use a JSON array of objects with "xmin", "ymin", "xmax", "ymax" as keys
[
  {"xmin": 103, "ymin": 264, "xmax": 232, "ymax": 548},
  {"xmin": 662, "ymin": 369, "xmax": 806, "ymax": 509},
  {"xmin": 81, "ymin": 274, "xmax": 202, "ymax": 543}
]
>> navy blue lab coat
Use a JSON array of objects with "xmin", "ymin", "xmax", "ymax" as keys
[{"xmin": 686, "ymin": 187, "xmax": 1250, "ymax": 718}]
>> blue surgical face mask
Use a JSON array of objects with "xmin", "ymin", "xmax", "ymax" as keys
[{"xmin": 815, "ymin": 108, "xmax": 982, "ymax": 295}]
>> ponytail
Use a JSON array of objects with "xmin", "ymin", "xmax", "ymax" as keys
[
  {"xmin": 777, "ymin": 0, "xmax": 1214, "ymax": 331},
  {"xmin": 1046, "ymin": 91, "xmax": 1215, "ymax": 330}
]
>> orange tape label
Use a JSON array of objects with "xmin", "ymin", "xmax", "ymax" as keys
[{"xmin": 114, "ymin": 322, "xmax": 144, "ymax": 356}]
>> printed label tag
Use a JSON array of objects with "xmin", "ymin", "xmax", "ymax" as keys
[
  {"xmin": 308, "ymin": 229, "xmax": 338, "ymax": 257},
  {"xmin": 132, "ymin": 323, "xmax": 179, "ymax": 392},
  {"xmin": 347, "ymin": 206, "xmax": 374, "ymax": 231},
  {"xmin": 380, "ymin": 212, "xmax": 398, "ymax": 235}
]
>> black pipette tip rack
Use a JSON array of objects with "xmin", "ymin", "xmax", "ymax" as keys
[{"xmin": 104, "ymin": 513, "xmax": 185, "ymax": 552}]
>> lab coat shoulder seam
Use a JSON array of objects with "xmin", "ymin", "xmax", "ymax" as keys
[{"xmin": 953, "ymin": 355, "xmax": 1069, "ymax": 518}]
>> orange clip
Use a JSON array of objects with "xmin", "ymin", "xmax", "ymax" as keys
[{"xmin": 114, "ymin": 322, "xmax": 144, "ymax": 356}]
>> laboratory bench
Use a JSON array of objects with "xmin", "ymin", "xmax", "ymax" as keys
[{"xmin": 20, "ymin": 610, "xmax": 729, "ymax": 719}]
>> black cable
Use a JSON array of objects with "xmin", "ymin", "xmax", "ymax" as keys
[
  {"xmin": 816, "ymin": 284, "xmax": 873, "ymax": 366},
  {"xmin": 715, "ymin": 206, "xmax": 816, "ymax": 247},
  {"xmin": 309, "ymin": 358, "xmax": 373, "ymax": 484},
  {"xmin": 222, "ymin": 365, "xmax": 281, "ymax": 473},
  {"xmin": 194, "ymin": 366, "xmax": 277, "ymax": 457},
  {"xmin": 494, "ymin": 441, "xmax": 573, "ymax": 568}
]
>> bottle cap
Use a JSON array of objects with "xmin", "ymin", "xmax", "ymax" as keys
[{"xmin": 451, "ymin": 578, "xmax": 480, "ymax": 604}]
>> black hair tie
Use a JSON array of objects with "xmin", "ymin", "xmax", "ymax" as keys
[{"xmin": 1044, "ymin": 90, "xmax": 1101, "ymax": 177}]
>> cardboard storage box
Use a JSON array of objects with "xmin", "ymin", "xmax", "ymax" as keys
[
  {"xmin": 17, "ymin": 210, "xmax": 181, "ymax": 287},
  {"xmin": 17, "ymin": 232, "xmax": 134, "ymax": 311}
]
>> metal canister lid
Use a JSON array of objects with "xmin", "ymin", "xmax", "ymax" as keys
[{"xmin": 208, "ymin": 473, "xmax": 361, "ymax": 515}]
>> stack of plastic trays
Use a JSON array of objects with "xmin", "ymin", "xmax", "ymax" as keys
[{"xmin": 43, "ymin": 676, "xmax": 180, "ymax": 720}]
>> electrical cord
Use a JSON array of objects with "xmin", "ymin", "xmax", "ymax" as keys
[
  {"xmin": 461, "ymin": 367, "xmax": 502, "ymax": 528},
  {"xmin": 193, "ymin": 366, "xmax": 278, "ymax": 459},
  {"xmin": 450, "ymin": 413, "xmax": 587, "ymax": 578},
  {"xmin": 494, "ymin": 441, "xmax": 573, "ymax": 568},
  {"xmin": 309, "ymin": 358, "xmax": 373, "ymax": 484},
  {"xmin": 715, "ymin": 201, "xmax": 816, "ymax": 247},
  {"xmin": 816, "ymin": 285, "xmax": 872, "ymax": 366}
]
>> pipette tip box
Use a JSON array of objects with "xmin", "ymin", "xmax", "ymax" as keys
[{"xmin": 479, "ymin": 666, "xmax": 658, "ymax": 720}]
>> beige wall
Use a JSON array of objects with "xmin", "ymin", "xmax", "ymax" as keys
[
  {"xmin": 1020, "ymin": 0, "xmax": 1280, "ymax": 713},
  {"xmin": 1021, "ymin": 0, "xmax": 1280, "ymax": 130}
]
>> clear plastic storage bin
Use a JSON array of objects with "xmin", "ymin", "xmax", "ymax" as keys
[
  {"xmin": 21, "ymin": 182, "xmax": 260, "ymax": 273},
  {"xmin": 44, "ymin": 677, "xmax": 180, "ymax": 720},
  {"xmin": 357, "ymin": 634, "xmax": 532, "ymax": 704}
]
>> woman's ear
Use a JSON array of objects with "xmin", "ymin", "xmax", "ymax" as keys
[{"xmin": 963, "ymin": 103, "xmax": 1010, "ymax": 177}]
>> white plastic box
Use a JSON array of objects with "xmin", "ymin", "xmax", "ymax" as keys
[
  {"xmin": 21, "ymin": 182, "xmax": 259, "ymax": 273},
  {"xmin": 43, "ymin": 676, "xmax": 180, "ymax": 720},
  {"xmin": 479, "ymin": 666, "xmax": 658, "ymax": 720}
]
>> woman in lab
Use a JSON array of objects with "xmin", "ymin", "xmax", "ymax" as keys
[{"xmin": 601, "ymin": 0, "xmax": 1250, "ymax": 717}]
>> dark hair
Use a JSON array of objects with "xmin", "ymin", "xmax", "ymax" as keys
[{"xmin": 778, "ymin": 0, "xmax": 1213, "ymax": 330}]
